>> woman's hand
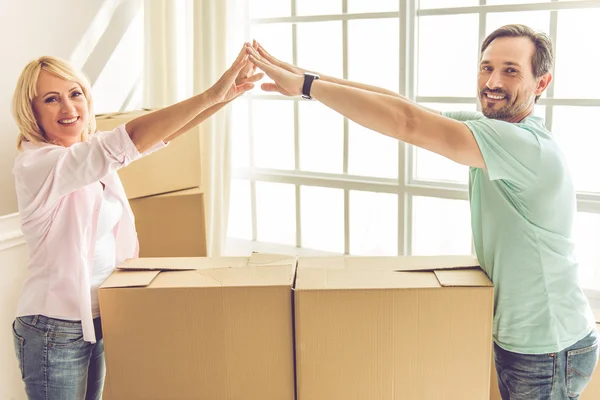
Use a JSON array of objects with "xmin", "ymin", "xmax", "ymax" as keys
[
  {"xmin": 235, "ymin": 40, "xmax": 264, "ymax": 89},
  {"xmin": 208, "ymin": 44, "xmax": 262, "ymax": 104},
  {"xmin": 245, "ymin": 43, "xmax": 304, "ymax": 97}
]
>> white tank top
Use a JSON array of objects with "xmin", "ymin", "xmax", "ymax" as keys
[{"xmin": 90, "ymin": 187, "xmax": 123, "ymax": 318}]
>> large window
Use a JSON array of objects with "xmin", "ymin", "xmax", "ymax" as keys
[{"xmin": 227, "ymin": 0, "xmax": 600, "ymax": 295}]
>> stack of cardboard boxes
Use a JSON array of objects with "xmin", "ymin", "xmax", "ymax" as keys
[
  {"xmin": 95, "ymin": 110, "xmax": 207, "ymax": 257},
  {"xmin": 96, "ymin": 112, "xmax": 600, "ymax": 400},
  {"xmin": 99, "ymin": 254, "xmax": 497, "ymax": 399}
]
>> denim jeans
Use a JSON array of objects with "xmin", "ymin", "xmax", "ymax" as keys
[
  {"xmin": 12, "ymin": 315, "xmax": 105, "ymax": 400},
  {"xmin": 495, "ymin": 328, "xmax": 599, "ymax": 400}
]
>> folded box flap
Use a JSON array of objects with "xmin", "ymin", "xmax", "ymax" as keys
[
  {"xmin": 117, "ymin": 257, "xmax": 249, "ymax": 271},
  {"xmin": 248, "ymin": 252, "xmax": 298, "ymax": 267},
  {"xmin": 386, "ymin": 255, "xmax": 479, "ymax": 272},
  {"xmin": 161, "ymin": 264, "xmax": 296, "ymax": 288},
  {"xmin": 298, "ymin": 255, "xmax": 479, "ymax": 272},
  {"xmin": 434, "ymin": 268, "xmax": 493, "ymax": 287},
  {"xmin": 100, "ymin": 270, "xmax": 160, "ymax": 289}
]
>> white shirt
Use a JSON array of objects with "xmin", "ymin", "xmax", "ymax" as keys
[{"xmin": 91, "ymin": 187, "xmax": 123, "ymax": 318}]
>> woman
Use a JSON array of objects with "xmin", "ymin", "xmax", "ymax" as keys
[{"xmin": 11, "ymin": 43, "xmax": 262, "ymax": 400}]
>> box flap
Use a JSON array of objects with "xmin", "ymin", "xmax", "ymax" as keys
[
  {"xmin": 153, "ymin": 187, "xmax": 205, "ymax": 198},
  {"xmin": 100, "ymin": 269, "xmax": 160, "ymax": 289},
  {"xmin": 343, "ymin": 255, "xmax": 479, "ymax": 271},
  {"xmin": 117, "ymin": 257, "xmax": 249, "ymax": 271},
  {"xmin": 434, "ymin": 269, "xmax": 493, "ymax": 287},
  {"xmin": 298, "ymin": 255, "xmax": 478, "ymax": 272},
  {"xmin": 296, "ymin": 268, "xmax": 441, "ymax": 290},
  {"xmin": 108, "ymin": 254, "xmax": 297, "ymax": 289},
  {"xmin": 248, "ymin": 252, "xmax": 298, "ymax": 267},
  {"xmin": 149, "ymin": 264, "xmax": 295, "ymax": 288}
]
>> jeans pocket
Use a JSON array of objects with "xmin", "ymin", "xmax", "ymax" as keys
[
  {"xmin": 50, "ymin": 326, "xmax": 85, "ymax": 347},
  {"xmin": 12, "ymin": 320, "xmax": 25, "ymax": 379},
  {"xmin": 566, "ymin": 341, "xmax": 599, "ymax": 397}
]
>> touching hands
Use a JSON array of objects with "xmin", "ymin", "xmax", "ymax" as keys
[
  {"xmin": 209, "ymin": 44, "xmax": 264, "ymax": 104},
  {"xmin": 244, "ymin": 42, "xmax": 304, "ymax": 97}
]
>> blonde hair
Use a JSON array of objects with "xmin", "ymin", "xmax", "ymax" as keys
[{"xmin": 12, "ymin": 56, "xmax": 96, "ymax": 150}]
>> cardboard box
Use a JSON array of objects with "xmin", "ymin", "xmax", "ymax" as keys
[
  {"xmin": 490, "ymin": 322, "xmax": 600, "ymax": 400},
  {"xmin": 96, "ymin": 109, "xmax": 202, "ymax": 199},
  {"xmin": 99, "ymin": 253, "xmax": 297, "ymax": 400},
  {"xmin": 294, "ymin": 255, "xmax": 494, "ymax": 400},
  {"xmin": 129, "ymin": 188, "xmax": 207, "ymax": 257}
]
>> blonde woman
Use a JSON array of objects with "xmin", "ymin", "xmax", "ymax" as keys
[{"xmin": 10, "ymin": 44, "xmax": 262, "ymax": 400}]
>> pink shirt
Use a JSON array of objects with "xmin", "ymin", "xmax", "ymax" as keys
[{"xmin": 13, "ymin": 125, "xmax": 166, "ymax": 343}]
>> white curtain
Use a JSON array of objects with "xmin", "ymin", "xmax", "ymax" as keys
[{"xmin": 143, "ymin": 0, "xmax": 243, "ymax": 256}]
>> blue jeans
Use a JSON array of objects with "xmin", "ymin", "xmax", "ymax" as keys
[
  {"xmin": 495, "ymin": 329, "xmax": 599, "ymax": 400},
  {"xmin": 12, "ymin": 315, "xmax": 105, "ymax": 400}
]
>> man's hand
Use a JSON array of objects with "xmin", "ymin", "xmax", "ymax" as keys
[
  {"xmin": 245, "ymin": 43, "xmax": 304, "ymax": 97},
  {"xmin": 255, "ymin": 41, "xmax": 307, "ymax": 76}
]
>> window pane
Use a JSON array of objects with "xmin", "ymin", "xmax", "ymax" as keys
[
  {"xmin": 231, "ymin": 99, "xmax": 250, "ymax": 168},
  {"xmin": 299, "ymin": 101, "xmax": 344, "ymax": 174},
  {"xmin": 412, "ymin": 196, "xmax": 472, "ymax": 255},
  {"xmin": 418, "ymin": 14, "xmax": 479, "ymax": 97},
  {"xmin": 553, "ymin": 106, "xmax": 600, "ymax": 193},
  {"xmin": 348, "ymin": 121, "xmax": 398, "ymax": 179},
  {"xmin": 574, "ymin": 212, "xmax": 600, "ymax": 290},
  {"xmin": 348, "ymin": 18, "xmax": 399, "ymax": 93},
  {"xmin": 297, "ymin": 21, "xmax": 343, "ymax": 78},
  {"xmin": 296, "ymin": 0, "xmax": 342, "ymax": 16},
  {"xmin": 227, "ymin": 179, "xmax": 252, "ymax": 240},
  {"xmin": 252, "ymin": 100, "xmax": 295, "ymax": 170},
  {"xmin": 256, "ymin": 182, "xmax": 296, "ymax": 245},
  {"xmin": 301, "ymin": 186, "xmax": 344, "ymax": 253},
  {"xmin": 554, "ymin": 9, "xmax": 600, "ymax": 99},
  {"xmin": 486, "ymin": 11, "xmax": 550, "ymax": 36},
  {"xmin": 347, "ymin": 0, "xmax": 398, "ymax": 13},
  {"xmin": 250, "ymin": 0, "xmax": 291, "ymax": 19},
  {"xmin": 413, "ymin": 103, "xmax": 476, "ymax": 184},
  {"xmin": 350, "ymin": 191, "xmax": 398, "ymax": 256},
  {"xmin": 418, "ymin": 0, "xmax": 477, "ymax": 9}
]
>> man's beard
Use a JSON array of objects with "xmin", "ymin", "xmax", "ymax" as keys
[{"xmin": 480, "ymin": 89, "xmax": 530, "ymax": 120}]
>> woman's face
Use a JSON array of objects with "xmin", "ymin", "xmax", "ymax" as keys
[{"xmin": 33, "ymin": 69, "xmax": 89, "ymax": 147}]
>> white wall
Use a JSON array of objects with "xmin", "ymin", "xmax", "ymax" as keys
[
  {"xmin": 0, "ymin": 0, "xmax": 142, "ymax": 215},
  {"xmin": 0, "ymin": 213, "xmax": 27, "ymax": 400}
]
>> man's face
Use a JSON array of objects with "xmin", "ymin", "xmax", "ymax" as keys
[{"xmin": 478, "ymin": 36, "xmax": 548, "ymax": 123}]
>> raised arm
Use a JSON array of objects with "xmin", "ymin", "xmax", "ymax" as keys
[
  {"xmin": 254, "ymin": 40, "xmax": 440, "ymax": 115},
  {"xmin": 246, "ymin": 43, "xmax": 485, "ymax": 168},
  {"xmin": 127, "ymin": 45, "xmax": 259, "ymax": 151}
]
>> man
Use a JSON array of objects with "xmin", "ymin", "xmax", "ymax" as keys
[{"xmin": 244, "ymin": 24, "xmax": 598, "ymax": 399}]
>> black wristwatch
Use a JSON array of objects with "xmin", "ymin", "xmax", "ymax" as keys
[{"xmin": 301, "ymin": 72, "xmax": 320, "ymax": 100}]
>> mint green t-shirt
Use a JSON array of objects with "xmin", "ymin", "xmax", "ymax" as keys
[{"xmin": 444, "ymin": 110, "xmax": 595, "ymax": 354}]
